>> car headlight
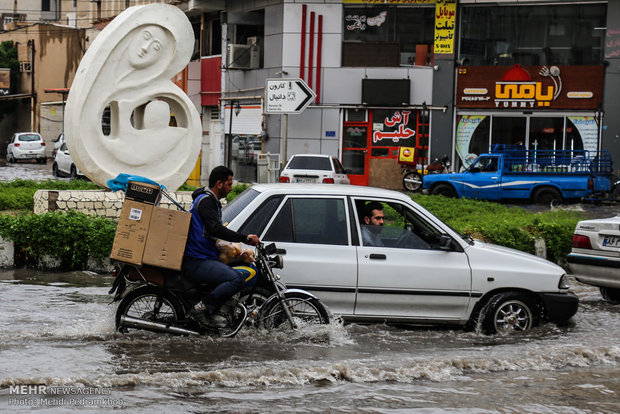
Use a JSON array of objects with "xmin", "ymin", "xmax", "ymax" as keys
[{"xmin": 558, "ymin": 274, "xmax": 570, "ymax": 289}]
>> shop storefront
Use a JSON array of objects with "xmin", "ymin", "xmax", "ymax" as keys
[
  {"xmin": 454, "ymin": 64, "xmax": 604, "ymax": 170},
  {"xmin": 342, "ymin": 108, "xmax": 429, "ymax": 187}
]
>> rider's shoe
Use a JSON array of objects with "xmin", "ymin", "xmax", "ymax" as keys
[{"xmin": 188, "ymin": 309, "xmax": 227, "ymax": 329}]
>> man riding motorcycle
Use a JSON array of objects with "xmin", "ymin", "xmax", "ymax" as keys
[{"xmin": 182, "ymin": 166, "xmax": 259, "ymax": 328}]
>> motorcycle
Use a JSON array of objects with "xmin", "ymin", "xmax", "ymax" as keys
[
  {"xmin": 402, "ymin": 155, "xmax": 451, "ymax": 192},
  {"xmin": 109, "ymin": 242, "xmax": 331, "ymax": 337}
]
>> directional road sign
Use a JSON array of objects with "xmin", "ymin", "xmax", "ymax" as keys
[{"xmin": 265, "ymin": 78, "xmax": 316, "ymax": 114}]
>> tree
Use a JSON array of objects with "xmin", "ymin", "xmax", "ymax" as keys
[{"xmin": 0, "ymin": 41, "xmax": 19, "ymax": 122}]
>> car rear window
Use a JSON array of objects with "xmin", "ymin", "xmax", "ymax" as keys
[
  {"xmin": 19, "ymin": 134, "xmax": 41, "ymax": 142},
  {"xmin": 287, "ymin": 156, "xmax": 332, "ymax": 171}
]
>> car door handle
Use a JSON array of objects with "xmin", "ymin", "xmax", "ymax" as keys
[
  {"xmin": 491, "ymin": 177, "xmax": 498, "ymax": 180},
  {"xmin": 276, "ymin": 249, "xmax": 287, "ymax": 254},
  {"xmin": 369, "ymin": 253, "xmax": 386, "ymax": 260}
]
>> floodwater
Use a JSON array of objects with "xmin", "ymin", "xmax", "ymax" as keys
[
  {"xmin": 0, "ymin": 270, "xmax": 618, "ymax": 413},
  {"xmin": 0, "ymin": 159, "xmax": 58, "ymax": 181}
]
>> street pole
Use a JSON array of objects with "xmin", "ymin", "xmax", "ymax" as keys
[
  {"xmin": 281, "ymin": 113, "xmax": 288, "ymax": 167},
  {"xmin": 227, "ymin": 101, "xmax": 234, "ymax": 167}
]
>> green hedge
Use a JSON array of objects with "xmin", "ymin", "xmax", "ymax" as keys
[
  {"xmin": 0, "ymin": 211, "xmax": 116, "ymax": 270},
  {"xmin": 0, "ymin": 179, "xmax": 101, "ymax": 211},
  {"xmin": 411, "ymin": 194, "xmax": 583, "ymax": 264}
]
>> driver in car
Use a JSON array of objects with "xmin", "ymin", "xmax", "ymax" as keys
[
  {"xmin": 360, "ymin": 201, "xmax": 384, "ymax": 247},
  {"xmin": 182, "ymin": 166, "xmax": 260, "ymax": 328}
]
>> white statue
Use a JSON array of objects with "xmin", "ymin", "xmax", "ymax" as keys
[{"xmin": 65, "ymin": 4, "xmax": 202, "ymax": 191}]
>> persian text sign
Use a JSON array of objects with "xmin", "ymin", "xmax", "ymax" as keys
[
  {"xmin": 456, "ymin": 65, "xmax": 603, "ymax": 110},
  {"xmin": 434, "ymin": 0, "xmax": 456, "ymax": 55},
  {"xmin": 265, "ymin": 79, "xmax": 316, "ymax": 114}
]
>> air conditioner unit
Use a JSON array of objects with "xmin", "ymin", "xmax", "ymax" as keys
[{"xmin": 226, "ymin": 44, "xmax": 260, "ymax": 70}]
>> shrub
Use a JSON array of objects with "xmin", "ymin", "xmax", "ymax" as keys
[
  {"xmin": 411, "ymin": 194, "xmax": 583, "ymax": 263},
  {"xmin": 0, "ymin": 211, "xmax": 117, "ymax": 270},
  {"xmin": 0, "ymin": 179, "xmax": 101, "ymax": 211}
]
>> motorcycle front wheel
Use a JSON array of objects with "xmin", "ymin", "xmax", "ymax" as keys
[
  {"xmin": 115, "ymin": 286, "xmax": 184, "ymax": 333},
  {"xmin": 260, "ymin": 291, "xmax": 330, "ymax": 330},
  {"xmin": 402, "ymin": 171, "xmax": 423, "ymax": 192}
]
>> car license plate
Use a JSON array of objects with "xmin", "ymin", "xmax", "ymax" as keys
[
  {"xmin": 295, "ymin": 178, "xmax": 316, "ymax": 183},
  {"xmin": 602, "ymin": 236, "xmax": 620, "ymax": 248},
  {"xmin": 24, "ymin": 153, "xmax": 36, "ymax": 158}
]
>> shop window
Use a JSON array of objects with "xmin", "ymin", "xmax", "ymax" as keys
[
  {"xmin": 342, "ymin": 6, "xmax": 435, "ymax": 67},
  {"xmin": 455, "ymin": 114, "xmax": 599, "ymax": 169},
  {"xmin": 491, "ymin": 116, "xmax": 526, "ymax": 148},
  {"xmin": 529, "ymin": 117, "xmax": 564, "ymax": 151},
  {"xmin": 460, "ymin": 4, "xmax": 606, "ymax": 66}
]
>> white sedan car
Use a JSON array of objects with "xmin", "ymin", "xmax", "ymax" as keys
[
  {"xmin": 52, "ymin": 142, "xmax": 85, "ymax": 178},
  {"xmin": 223, "ymin": 184, "xmax": 578, "ymax": 334},
  {"xmin": 568, "ymin": 215, "xmax": 620, "ymax": 302},
  {"xmin": 279, "ymin": 154, "xmax": 350, "ymax": 184},
  {"xmin": 6, "ymin": 132, "xmax": 47, "ymax": 164}
]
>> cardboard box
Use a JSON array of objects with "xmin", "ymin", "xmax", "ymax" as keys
[
  {"xmin": 125, "ymin": 181, "xmax": 161, "ymax": 205},
  {"xmin": 110, "ymin": 200, "xmax": 154, "ymax": 265},
  {"xmin": 142, "ymin": 207, "xmax": 191, "ymax": 270}
]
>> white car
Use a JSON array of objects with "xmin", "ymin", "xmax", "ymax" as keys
[
  {"xmin": 567, "ymin": 215, "xmax": 620, "ymax": 302},
  {"xmin": 223, "ymin": 184, "xmax": 578, "ymax": 334},
  {"xmin": 52, "ymin": 132, "xmax": 65, "ymax": 157},
  {"xmin": 6, "ymin": 132, "xmax": 47, "ymax": 164},
  {"xmin": 279, "ymin": 154, "xmax": 350, "ymax": 184},
  {"xmin": 52, "ymin": 142, "xmax": 85, "ymax": 178}
]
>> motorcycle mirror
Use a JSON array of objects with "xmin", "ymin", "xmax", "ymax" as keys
[{"xmin": 264, "ymin": 243, "xmax": 277, "ymax": 255}]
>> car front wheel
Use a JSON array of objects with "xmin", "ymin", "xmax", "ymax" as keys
[
  {"xmin": 479, "ymin": 292, "xmax": 538, "ymax": 334},
  {"xmin": 52, "ymin": 163, "xmax": 60, "ymax": 177}
]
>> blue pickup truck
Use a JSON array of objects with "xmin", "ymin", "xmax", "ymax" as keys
[{"xmin": 422, "ymin": 146, "xmax": 615, "ymax": 204}]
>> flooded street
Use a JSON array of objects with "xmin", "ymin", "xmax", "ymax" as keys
[
  {"xmin": 0, "ymin": 269, "xmax": 618, "ymax": 413},
  {"xmin": 0, "ymin": 160, "xmax": 58, "ymax": 181}
]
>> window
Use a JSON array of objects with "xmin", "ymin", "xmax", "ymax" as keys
[
  {"xmin": 287, "ymin": 156, "xmax": 332, "ymax": 171},
  {"xmin": 355, "ymin": 199, "xmax": 443, "ymax": 250},
  {"xmin": 460, "ymin": 4, "xmax": 606, "ymax": 66},
  {"xmin": 264, "ymin": 198, "xmax": 348, "ymax": 245},
  {"xmin": 455, "ymin": 114, "xmax": 596, "ymax": 169},
  {"xmin": 342, "ymin": 6, "xmax": 435, "ymax": 67},
  {"xmin": 238, "ymin": 196, "xmax": 283, "ymax": 236},
  {"xmin": 42, "ymin": 0, "xmax": 50, "ymax": 12}
]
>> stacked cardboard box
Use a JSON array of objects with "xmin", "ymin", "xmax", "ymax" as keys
[{"xmin": 110, "ymin": 182, "xmax": 191, "ymax": 270}]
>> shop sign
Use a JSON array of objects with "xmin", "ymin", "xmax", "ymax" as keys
[
  {"xmin": 433, "ymin": 0, "xmax": 456, "ymax": 55},
  {"xmin": 342, "ymin": 0, "xmax": 434, "ymax": 4},
  {"xmin": 372, "ymin": 110, "xmax": 416, "ymax": 145},
  {"xmin": 456, "ymin": 65, "xmax": 603, "ymax": 110}
]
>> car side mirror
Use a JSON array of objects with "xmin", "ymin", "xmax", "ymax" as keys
[{"xmin": 438, "ymin": 234, "xmax": 453, "ymax": 251}]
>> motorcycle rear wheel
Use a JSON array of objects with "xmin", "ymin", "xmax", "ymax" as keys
[
  {"xmin": 115, "ymin": 286, "xmax": 184, "ymax": 333},
  {"xmin": 260, "ymin": 292, "xmax": 330, "ymax": 330},
  {"xmin": 402, "ymin": 171, "xmax": 423, "ymax": 192}
]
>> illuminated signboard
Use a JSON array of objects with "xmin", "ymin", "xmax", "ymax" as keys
[{"xmin": 456, "ymin": 65, "xmax": 603, "ymax": 110}]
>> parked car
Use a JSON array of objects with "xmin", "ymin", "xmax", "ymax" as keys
[
  {"xmin": 52, "ymin": 142, "xmax": 85, "ymax": 178},
  {"xmin": 567, "ymin": 215, "xmax": 620, "ymax": 302},
  {"xmin": 6, "ymin": 132, "xmax": 47, "ymax": 164},
  {"xmin": 279, "ymin": 154, "xmax": 350, "ymax": 184},
  {"xmin": 222, "ymin": 184, "xmax": 578, "ymax": 334},
  {"xmin": 52, "ymin": 132, "xmax": 65, "ymax": 157}
]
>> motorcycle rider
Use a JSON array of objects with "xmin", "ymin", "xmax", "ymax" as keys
[{"xmin": 182, "ymin": 166, "xmax": 260, "ymax": 328}]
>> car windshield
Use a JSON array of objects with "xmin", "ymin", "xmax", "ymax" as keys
[
  {"xmin": 19, "ymin": 134, "xmax": 41, "ymax": 142},
  {"xmin": 287, "ymin": 156, "xmax": 331, "ymax": 171},
  {"xmin": 222, "ymin": 188, "xmax": 260, "ymax": 224}
]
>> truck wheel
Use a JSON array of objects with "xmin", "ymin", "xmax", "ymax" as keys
[
  {"xmin": 600, "ymin": 287, "xmax": 620, "ymax": 303},
  {"xmin": 432, "ymin": 184, "xmax": 456, "ymax": 198},
  {"xmin": 533, "ymin": 187, "xmax": 562, "ymax": 205}
]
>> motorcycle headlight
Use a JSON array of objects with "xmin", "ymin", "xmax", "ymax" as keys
[{"xmin": 558, "ymin": 274, "xmax": 570, "ymax": 289}]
